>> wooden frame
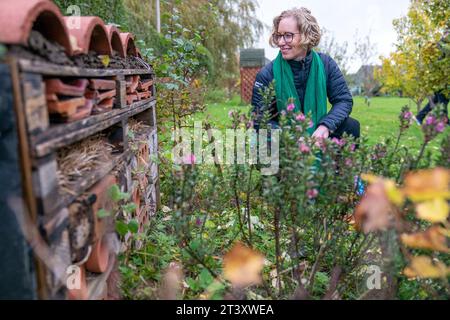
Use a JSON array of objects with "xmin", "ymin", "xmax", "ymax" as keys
[{"xmin": 7, "ymin": 56, "xmax": 160, "ymax": 299}]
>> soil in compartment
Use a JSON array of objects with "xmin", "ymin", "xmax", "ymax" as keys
[{"xmin": 7, "ymin": 30, "xmax": 151, "ymax": 70}]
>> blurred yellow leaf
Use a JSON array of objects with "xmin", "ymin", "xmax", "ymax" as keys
[
  {"xmin": 361, "ymin": 174, "xmax": 404, "ymax": 206},
  {"xmin": 416, "ymin": 198, "xmax": 449, "ymax": 223},
  {"xmin": 99, "ymin": 55, "xmax": 110, "ymax": 68},
  {"xmin": 403, "ymin": 256, "xmax": 450, "ymax": 279},
  {"xmin": 401, "ymin": 226, "xmax": 449, "ymax": 252},
  {"xmin": 403, "ymin": 168, "xmax": 450, "ymax": 202},
  {"xmin": 223, "ymin": 242, "xmax": 264, "ymax": 288},
  {"xmin": 385, "ymin": 180, "xmax": 405, "ymax": 206},
  {"xmin": 361, "ymin": 173, "xmax": 379, "ymax": 184}
]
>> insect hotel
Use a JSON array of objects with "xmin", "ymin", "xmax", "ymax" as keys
[{"xmin": 0, "ymin": 0, "xmax": 159, "ymax": 299}]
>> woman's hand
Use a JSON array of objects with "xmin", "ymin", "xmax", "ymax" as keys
[{"xmin": 312, "ymin": 125, "xmax": 330, "ymax": 139}]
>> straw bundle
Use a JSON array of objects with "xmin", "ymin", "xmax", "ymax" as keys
[{"xmin": 57, "ymin": 135, "xmax": 114, "ymax": 194}]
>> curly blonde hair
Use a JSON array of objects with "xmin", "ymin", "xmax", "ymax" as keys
[{"xmin": 269, "ymin": 7, "xmax": 322, "ymax": 51}]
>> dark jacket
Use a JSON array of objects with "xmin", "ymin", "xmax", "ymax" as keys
[{"xmin": 251, "ymin": 51, "xmax": 353, "ymax": 132}]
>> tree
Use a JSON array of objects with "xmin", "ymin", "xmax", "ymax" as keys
[
  {"xmin": 353, "ymin": 31, "xmax": 378, "ymax": 97},
  {"xmin": 376, "ymin": 0, "xmax": 450, "ymax": 111},
  {"xmin": 159, "ymin": 0, "xmax": 264, "ymax": 85},
  {"xmin": 318, "ymin": 28, "xmax": 350, "ymax": 80},
  {"xmin": 54, "ymin": 0, "xmax": 127, "ymax": 26}
]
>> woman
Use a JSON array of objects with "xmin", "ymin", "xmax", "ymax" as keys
[{"xmin": 251, "ymin": 7, "xmax": 359, "ymax": 139}]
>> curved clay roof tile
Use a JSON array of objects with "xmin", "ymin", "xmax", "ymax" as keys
[
  {"xmin": 105, "ymin": 25, "xmax": 126, "ymax": 58},
  {"xmin": 63, "ymin": 16, "xmax": 112, "ymax": 56},
  {"xmin": 120, "ymin": 32, "xmax": 138, "ymax": 57},
  {"xmin": 0, "ymin": 0, "xmax": 72, "ymax": 55}
]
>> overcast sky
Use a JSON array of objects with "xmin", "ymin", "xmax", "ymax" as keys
[{"xmin": 254, "ymin": 0, "xmax": 411, "ymax": 72}]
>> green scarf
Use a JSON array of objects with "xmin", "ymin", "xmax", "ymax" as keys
[{"xmin": 273, "ymin": 50, "xmax": 327, "ymax": 135}]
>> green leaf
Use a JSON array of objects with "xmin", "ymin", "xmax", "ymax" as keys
[
  {"xmin": 97, "ymin": 209, "xmax": 111, "ymax": 218},
  {"xmin": 205, "ymin": 220, "xmax": 216, "ymax": 229},
  {"xmin": 122, "ymin": 203, "xmax": 137, "ymax": 214},
  {"xmin": 108, "ymin": 184, "xmax": 129, "ymax": 202},
  {"xmin": 189, "ymin": 238, "xmax": 201, "ymax": 251},
  {"xmin": 108, "ymin": 184, "xmax": 122, "ymax": 202},
  {"xmin": 128, "ymin": 219, "xmax": 139, "ymax": 234},
  {"xmin": 185, "ymin": 277, "xmax": 199, "ymax": 291},
  {"xmin": 198, "ymin": 269, "xmax": 214, "ymax": 289},
  {"xmin": 116, "ymin": 221, "xmax": 129, "ymax": 237}
]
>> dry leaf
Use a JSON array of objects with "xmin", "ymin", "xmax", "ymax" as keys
[
  {"xmin": 401, "ymin": 226, "xmax": 449, "ymax": 252},
  {"xmin": 223, "ymin": 242, "xmax": 264, "ymax": 288},
  {"xmin": 403, "ymin": 256, "xmax": 450, "ymax": 279},
  {"xmin": 403, "ymin": 168, "xmax": 450, "ymax": 202},
  {"xmin": 159, "ymin": 262, "xmax": 183, "ymax": 300},
  {"xmin": 415, "ymin": 198, "xmax": 449, "ymax": 223},
  {"xmin": 354, "ymin": 181, "xmax": 393, "ymax": 233}
]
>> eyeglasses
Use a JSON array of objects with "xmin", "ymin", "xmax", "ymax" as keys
[{"xmin": 272, "ymin": 32, "xmax": 300, "ymax": 44}]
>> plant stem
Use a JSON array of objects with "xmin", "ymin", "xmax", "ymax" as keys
[
  {"xmin": 413, "ymin": 140, "xmax": 429, "ymax": 170},
  {"xmin": 274, "ymin": 206, "xmax": 282, "ymax": 295},
  {"xmin": 246, "ymin": 166, "xmax": 253, "ymax": 245}
]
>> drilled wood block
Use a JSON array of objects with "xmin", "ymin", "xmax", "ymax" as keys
[
  {"xmin": 144, "ymin": 182, "xmax": 156, "ymax": 205},
  {"xmin": 115, "ymin": 75, "xmax": 126, "ymax": 109},
  {"xmin": 148, "ymin": 129, "xmax": 158, "ymax": 159},
  {"xmin": 32, "ymin": 154, "xmax": 60, "ymax": 216},
  {"xmin": 149, "ymin": 104, "xmax": 156, "ymax": 127},
  {"xmin": 149, "ymin": 161, "xmax": 158, "ymax": 185},
  {"xmin": 120, "ymin": 119, "xmax": 129, "ymax": 152},
  {"xmin": 21, "ymin": 73, "xmax": 49, "ymax": 135},
  {"xmin": 47, "ymin": 227, "xmax": 72, "ymax": 297}
]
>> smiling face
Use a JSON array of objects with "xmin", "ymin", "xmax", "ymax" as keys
[{"xmin": 276, "ymin": 17, "xmax": 307, "ymax": 60}]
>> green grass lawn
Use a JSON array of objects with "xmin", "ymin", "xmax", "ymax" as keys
[{"xmin": 190, "ymin": 94, "xmax": 447, "ymax": 157}]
